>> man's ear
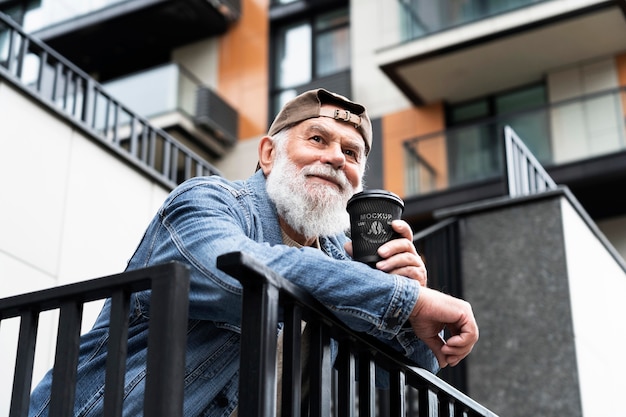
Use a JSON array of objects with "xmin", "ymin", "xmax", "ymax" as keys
[{"xmin": 257, "ymin": 135, "xmax": 275, "ymax": 176}]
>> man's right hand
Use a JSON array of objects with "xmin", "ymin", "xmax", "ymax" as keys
[{"xmin": 408, "ymin": 287, "xmax": 479, "ymax": 368}]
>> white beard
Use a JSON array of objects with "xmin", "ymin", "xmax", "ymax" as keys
[{"xmin": 266, "ymin": 152, "xmax": 361, "ymax": 240}]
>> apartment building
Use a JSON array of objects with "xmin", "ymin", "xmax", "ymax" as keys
[{"xmin": 1, "ymin": 0, "xmax": 625, "ymax": 415}]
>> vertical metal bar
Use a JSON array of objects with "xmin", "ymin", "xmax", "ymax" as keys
[
  {"xmin": 82, "ymin": 78, "xmax": 94, "ymax": 126},
  {"xmin": 143, "ymin": 263, "xmax": 190, "ymax": 417},
  {"xmin": 61, "ymin": 67, "xmax": 69, "ymax": 111},
  {"xmin": 184, "ymin": 155, "xmax": 192, "ymax": 181},
  {"xmin": 9, "ymin": 310, "xmax": 39, "ymax": 417},
  {"xmin": 504, "ymin": 126, "xmax": 515, "ymax": 197},
  {"xmin": 141, "ymin": 124, "xmax": 149, "ymax": 163},
  {"xmin": 129, "ymin": 118, "xmax": 139, "ymax": 157},
  {"xmin": 148, "ymin": 129, "xmax": 157, "ymax": 168},
  {"xmin": 70, "ymin": 74, "xmax": 79, "ymax": 117},
  {"xmin": 111, "ymin": 101, "xmax": 120, "ymax": 143},
  {"xmin": 358, "ymin": 350, "xmax": 376, "ymax": 417},
  {"xmin": 103, "ymin": 290, "xmax": 131, "ymax": 417},
  {"xmin": 51, "ymin": 62, "xmax": 63, "ymax": 103},
  {"xmin": 162, "ymin": 140, "xmax": 172, "ymax": 177},
  {"xmin": 438, "ymin": 392, "xmax": 451, "ymax": 416},
  {"xmin": 170, "ymin": 146, "xmax": 179, "ymax": 183},
  {"xmin": 336, "ymin": 343, "xmax": 355, "ymax": 417},
  {"xmin": 237, "ymin": 274, "xmax": 280, "ymax": 417},
  {"xmin": 418, "ymin": 386, "xmax": 429, "ymax": 417},
  {"xmin": 308, "ymin": 321, "xmax": 331, "ymax": 417},
  {"xmin": 15, "ymin": 36, "xmax": 28, "ymax": 80},
  {"xmin": 389, "ymin": 368, "xmax": 406, "ymax": 417},
  {"xmin": 49, "ymin": 300, "xmax": 84, "ymax": 417},
  {"xmin": 281, "ymin": 302, "xmax": 302, "ymax": 417}
]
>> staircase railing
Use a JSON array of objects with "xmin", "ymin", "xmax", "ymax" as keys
[
  {"xmin": 217, "ymin": 251, "xmax": 499, "ymax": 417},
  {"xmin": 0, "ymin": 262, "xmax": 190, "ymax": 417},
  {"xmin": 0, "ymin": 11, "xmax": 221, "ymax": 189}
]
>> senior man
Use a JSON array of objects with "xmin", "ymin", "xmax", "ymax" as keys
[{"xmin": 29, "ymin": 89, "xmax": 478, "ymax": 417}]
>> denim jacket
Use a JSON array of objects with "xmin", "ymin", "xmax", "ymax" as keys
[{"xmin": 29, "ymin": 170, "xmax": 438, "ymax": 417}]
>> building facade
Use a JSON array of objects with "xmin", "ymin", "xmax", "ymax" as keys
[{"xmin": 1, "ymin": 0, "xmax": 626, "ymax": 415}]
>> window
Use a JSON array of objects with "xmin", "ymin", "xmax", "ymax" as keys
[
  {"xmin": 446, "ymin": 84, "xmax": 550, "ymax": 185},
  {"xmin": 271, "ymin": 6, "xmax": 350, "ymax": 117}
]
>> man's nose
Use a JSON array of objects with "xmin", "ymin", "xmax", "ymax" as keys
[{"xmin": 319, "ymin": 143, "xmax": 345, "ymax": 169}]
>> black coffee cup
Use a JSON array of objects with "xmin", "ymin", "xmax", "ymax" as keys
[{"xmin": 346, "ymin": 189, "xmax": 404, "ymax": 267}]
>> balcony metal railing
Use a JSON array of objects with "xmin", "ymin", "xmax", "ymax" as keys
[
  {"xmin": 404, "ymin": 86, "xmax": 626, "ymax": 196},
  {"xmin": 396, "ymin": 0, "xmax": 552, "ymax": 43},
  {"xmin": 504, "ymin": 125, "xmax": 557, "ymax": 197},
  {"xmin": 0, "ymin": 11, "xmax": 222, "ymax": 189},
  {"xmin": 1, "ymin": 254, "xmax": 498, "ymax": 417},
  {"xmin": 0, "ymin": 262, "xmax": 190, "ymax": 417},
  {"xmin": 218, "ymin": 251, "xmax": 499, "ymax": 417}
]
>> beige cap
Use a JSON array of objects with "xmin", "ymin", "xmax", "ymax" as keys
[{"xmin": 268, "ymin": 88, "xmax": 372, "ymax": 155}]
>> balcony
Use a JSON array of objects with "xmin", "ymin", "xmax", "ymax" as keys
[
  {"xmin": 402, "ymin": 86, "xmax": 626, "ymax": 228},
  {"xmin": 26, "ymin": 0, "xmax": 241, "ymax": 81},
  {"xmin": 375, "ymin": 0, "xmax": 626, "ymax": 104},
  {"xmin": 102, "ymin": 63, "xmax": 239, "ymax": 158},
  {"xmin": 0, "ymin": 12, "xmax": 222, "ymax": 188}
]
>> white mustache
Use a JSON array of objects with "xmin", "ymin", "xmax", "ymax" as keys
[{"xmin": 300, "ymin": 164, "xmax": 350, "ymax": 191}]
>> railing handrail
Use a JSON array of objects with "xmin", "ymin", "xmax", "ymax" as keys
[
  {"xmin": 0, "ymin": 11, "xmax": 222, "ymax": 189},
  {"xmin": 0, "ymin": 262, "xmax": 190, "ymax": 417},
  {"xmin": 217, "ymin": 251, "xmax": 499, "ymax": 417}
]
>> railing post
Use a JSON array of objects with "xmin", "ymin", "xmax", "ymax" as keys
[
  {"xmin": 143, "ymin": 262, "xmax": 191, "ymax": 417},
  {"xmin": 217, "ymin": 252, "xmax": 280, "ymax": 417},
  {"xmin": 9, "ymin": 310, "xmax": 39, "ymax": 417},
  {"xmin": 49, "ymin": 301, "xmax": 83, "ymax": 417}
]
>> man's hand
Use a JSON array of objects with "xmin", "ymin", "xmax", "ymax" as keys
[
  {"xmin": 345, "ymin": 219, "xmax": 427, "ymax": 286},
  {"xmin": 409, "ymin": 287, "xmax": 479, "ymax": 368}
]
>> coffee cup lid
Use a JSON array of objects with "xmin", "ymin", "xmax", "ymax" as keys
[{"xmin": 347, "ymin": 189, "xmax": 404, "ymax": 209}]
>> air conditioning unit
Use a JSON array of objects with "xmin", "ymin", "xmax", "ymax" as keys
[{"xmin": 194, "ymin": 86, "xmax": 239, "ymax": 146}]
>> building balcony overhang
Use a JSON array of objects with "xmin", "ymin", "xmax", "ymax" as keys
[
  {"xmin": 31, "ymin": 0, "xmax": 241, "ymax": 82},
  {"xmin": 377, "ymin": 0, "xmax": 626, "ymax": 105}
]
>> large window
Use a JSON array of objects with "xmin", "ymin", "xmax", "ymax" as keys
[
  {"xmin": 446, "ymin": 84, "xmax": 550, "ymax": 186},
  {"xmin": 271, "ymin": 6, "xmax": 350, "ymax": 117}
]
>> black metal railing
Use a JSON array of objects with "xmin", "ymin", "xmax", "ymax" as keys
[
  {"xmin": 413, "ymin": 217, "xmax": 466, "ymax": 391},
  {"xmin": 0, "ymin": 262, "xmax": 190, "ymax": 417},
  {"xmin": 217, "ymin": 251, "xmax": 498, "ymax": 417},
  {"xmin": 0, "ymin": 11, "xmax": 221, "ymax": 188}
]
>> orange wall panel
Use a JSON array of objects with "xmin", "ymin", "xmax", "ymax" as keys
[
  {"xmin": 381, "ymin": 103, "xmax": 446, "ymax": 197},
  {"xmin": 617, "ymin": 53, "xmax": 626, "ymax": 86},
  {"xmin": 218, "ymin": 0, "xmax": 270, "ymax": 140}
]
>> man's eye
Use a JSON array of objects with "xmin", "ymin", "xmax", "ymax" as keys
[
  {"xmin": 310, "ymin": 135, "xmax": 323, "ymax": 143},
  {"xmin": 344, "ymin": 149, "xmax": 360, "ymax": 162}
]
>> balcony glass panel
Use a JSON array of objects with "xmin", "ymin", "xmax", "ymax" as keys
[
  {"xmin": 102, "ymin": 63, "xmax": 197, "ymax": 123},
  {"xmin": 404, "ymin": 87, "xmax": 626, "ymax": 196},
  {"xmin": 397, "ymin": 0, "xmax": 552, "ymax": 42}
]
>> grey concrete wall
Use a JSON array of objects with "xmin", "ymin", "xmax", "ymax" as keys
[{"xmin": 459, "ymin": 197, "xmax": 582, "ymax": 416}]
